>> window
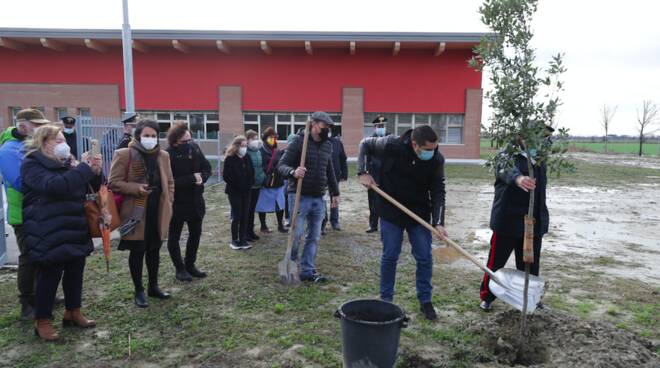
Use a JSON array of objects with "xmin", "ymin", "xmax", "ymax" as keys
[
  {"xmin": 140, "ymin": 111, "xmax": 221, "ymax": 140},
  {"xmin": 364, "ymin": 112, "xmax": 464, "ymax": 144},
  {"xmin": 189, "ymin": 113, "xmax": 205, "ymax": 140},
  {"xmin": 245, "ymin": 112, "xmax": 342, "ymax": 141},
  {"xmin": 55, "ymin": 107, "xmax": 69, "ymax": 120},
  {"xmin": 9, "ymin": 106, "xmax": 22, "ymax": 125},
  {"xmin": 78, "ymin": 108, "xmax": 91, "ymax": 124}
]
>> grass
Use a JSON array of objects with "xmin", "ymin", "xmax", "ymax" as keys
[
  {"xmin": 481, "ymin": 137, "xmax": 660, "ymax": 156},
  {"xmin": 1, "ymin": 141, "xmax": 659, "ymax": 366}
]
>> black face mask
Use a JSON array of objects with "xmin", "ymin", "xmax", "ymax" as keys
[
  {"xmin": 319, "ymin": 127, "xmax": 330, "ymax": 140},
  {"xmin": 177, "ymin": 142, "xmax": 191, "ymax": 151}
]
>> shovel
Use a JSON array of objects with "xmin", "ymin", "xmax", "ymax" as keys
[
  {"xmin": 278, "ymin": 121, "xmax": 310, "ymax": 285},
  {"xmin": 369, "ymin": 184, "xmax": 545, "ymax": 313}
]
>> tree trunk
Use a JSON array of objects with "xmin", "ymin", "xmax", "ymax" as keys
[
  {"xmin": 520, "ymin": 156, "xmax": 535, "ymax": 338},
  {"xmin": 639, "ymin": 132, "xmax": 644, "ymax": 157},
  {"xmin": 604, "ymin": 134, "xmax": 608, "ymax": 154}
]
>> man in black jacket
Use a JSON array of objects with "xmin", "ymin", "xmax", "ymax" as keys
[
  {"xmin": 322, "ymin": 134, "xmax": 348, "ymax": 232},
  {"xmin": 166, "ymin": 123, "xmax": 213, "ymax": 281},
  {"xmin": 365, "ymin": 116, "xmax": 390, "ymax": 233},
  {"xmin": 277, "ymin": 111, "xmax": 340, "ymax": 283},
  {"xmin": 357, "ymin": 125, "xmax": 446, "ymax": 321},
  {"xmin": 61, "ymin": 117, "xmax": 79, "ymax": 158},
  {"xmin": 116, "ymin": 114, "xmax": 138, "ymax": 150},
  {"xmin": 479, "ymin": 134, "xmax": 551, "ymax": 311}
]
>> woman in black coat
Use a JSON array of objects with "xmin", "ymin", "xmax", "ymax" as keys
[
  {"xmin": 222, "ymin": 135, "xmax": 254, "ymax": 250},
  {"xmin": 21, "ymin": 125, "xmax": 103, "ymax": 341},
  {"xmin": 165, "ymin": 122, "xmax": 212, "ymax": 281}
]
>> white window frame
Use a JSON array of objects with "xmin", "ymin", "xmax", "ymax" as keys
[
  {"xmin": 140, "ymin": 111, "xmax": 220, "ymax": 141},
  {"xmin": 9, "ymin": 106, "xmax": 22, "ymax": 126},
  {"xmin": 363, "ymin": 112, "xmax": 464, "ymax": 144}
]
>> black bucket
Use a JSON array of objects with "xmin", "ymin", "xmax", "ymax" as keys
[{"xmin": 334, "ymin": 299, "xmax": 408, "ymax": 368}]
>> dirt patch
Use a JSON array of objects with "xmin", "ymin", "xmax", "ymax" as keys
[{"xmin": 468, "ymin": 309, "xmax": 659, "ymax": 367}]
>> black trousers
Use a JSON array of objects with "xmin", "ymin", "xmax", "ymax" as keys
[
  {"xmin": 228, "ymin": 192, "xmax": 251, "ymax": 243},
  {"xmin": 247, "ymin": 188, "xmax": 260, "ymax": 236},
  {"xmin": 129, "ymin": 241, "xmax": 163, "ymax": 292},
  {"xmin": 35, "ymin": 256, "xmax": 86, "ymax": 319},
  {"xmin": 13, "ymin": 225, "xmax": 36, "ymax": 305},
  {"xmin": 367, "ymin": 189, "xmax": 379, "ymax": 229},
  {"xmin": 480, "ymin": 232, "xmax": 542, "ymax": 302},
  {"xmin": 167, "ymin": 211, "xmax": 203, "ymax": 270}
]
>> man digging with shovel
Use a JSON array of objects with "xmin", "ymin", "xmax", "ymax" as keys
[{"xmin": 357, "ymin": 125, "xmax": 447, "ymax": 321}]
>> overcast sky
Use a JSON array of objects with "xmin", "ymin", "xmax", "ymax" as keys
[{"xmin": 1, "ymin": 0, "xmax": 659, "ymax": 136}]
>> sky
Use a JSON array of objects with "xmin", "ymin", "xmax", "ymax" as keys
[{"xmin": 1, "ymin": 0, "xmax": 659, "ymax": 136}]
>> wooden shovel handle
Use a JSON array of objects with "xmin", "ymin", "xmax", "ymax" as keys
[
  {"xmin": 369, "ymin": 184, "xmax": 501, "ymax": 281},
  {"xmin": 283, "ymin": 122, "xmax": 310, "ymax": 261}
]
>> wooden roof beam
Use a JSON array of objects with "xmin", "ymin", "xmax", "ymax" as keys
[
  {"xmin": 132, "ymin": 40, "xmax": 149, "ymax": 53},
  {"xmin": 0, "ymin": 37, "xmax": 25, "ymax": 51},
  {"xmin": 392, "ymin": 41, "xmax": 401, "ymax": 56},
  {"xmin": 434, "ymin": 42, "xmax": 446, "ymax": 56},
  {"xmin": 40, "ymin": 37, "xmax": 66, "ymax": 52},
  {"xmin": 349, "ymin": 41, "xmax": 356, "ymax": 55},
  {"xmin": 84, "ymin": 38, "xmax": 107, "ymax": 53},
  {"xmin": 305, "ymin": 41, "xmax": 313, "ymax": 55},
  {"xmin": 216, "ymin": 40, "xmax": 231, "ymax": 54},
  {"xmin": 172, "ymin": 39, "xmax": 189, "ymax": 53},
  {"xmin": 260, "ymin": 40, "xmax": 271, "ymax": 55}
]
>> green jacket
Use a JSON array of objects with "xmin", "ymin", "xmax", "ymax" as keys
[
  {"xmin": 0, "ymin": 127, "xmax": 25, "ymax": 225},
  {"xmin": 247, "ymin": 147, "xmax": 265, "ymax": 189}
]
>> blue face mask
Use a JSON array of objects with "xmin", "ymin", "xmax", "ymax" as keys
[
  {"xmin": 417, "ymin": 149, "xmax": 435, "ymax": 161},
  {"xmin": 375, "ymin": 127, "xmax": 386, "ymax": 137}
]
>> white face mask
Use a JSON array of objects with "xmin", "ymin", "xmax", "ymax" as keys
[
  {"xmin": 63, "ymin": 128, "xmax": 75, "ymax": 134},
  {"xmin": 248, "ymin": 140, "xmax": 260, "ymax": 150},
  {"xmin": 238, "ymin": 147, "xmax": 247, "ymax": 157},
  {"xmin": 141, "ymin": 137, "xmax": 158, "ymax": 150},
  {"xmin": 54, "ymin": 142, "xmax": 71, "ymax": 160}
]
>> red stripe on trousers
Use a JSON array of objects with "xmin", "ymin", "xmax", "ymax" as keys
[{"xmin": 480, "ymin": 232, "xmax": 497, "ymax": 301}]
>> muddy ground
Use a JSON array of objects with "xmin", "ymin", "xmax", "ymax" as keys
[{"xmin": 0, "ymin": 155, "xmax": 658, "ymax": 367}]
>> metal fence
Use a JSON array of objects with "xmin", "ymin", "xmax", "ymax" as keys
[{"xmin": 0, "ymin": 176, "xmax": 6, "ymax": 267}]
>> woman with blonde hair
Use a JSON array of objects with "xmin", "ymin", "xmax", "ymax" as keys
[
  {"xmin": 222, "ymin": 135, "xmax": 254, "ymax": 250},
  {"xmin": 21, "ymin": 124, "xmax": 103, "ymax": 341},
  {"xmin": 108, "ymin": 119, "xmax": 175, "ymax": 308}
]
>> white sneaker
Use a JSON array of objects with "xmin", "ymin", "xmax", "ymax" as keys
[{"xmin": 229, "ymin": 241, "xmax": 242, "ymax": 250}]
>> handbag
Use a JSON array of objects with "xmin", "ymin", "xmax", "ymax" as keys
[
  {"xmin": 263, "ymin": 150, "xmax": 278, "ymax": 188},
  {"xmin": 113, "ymin": 149, "xmax": 132, "ymax": 209},
  {"xmin": 85, "ymin": 185, "xmax": 121, "ymax": 238}
]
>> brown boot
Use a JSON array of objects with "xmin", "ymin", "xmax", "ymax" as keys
[
  {"xmin": 62, "ymin": 308, "xmax": 96, "ymax": 328},
  {"xmin": 34, "ymin": 319, "xmax": 59, "ymax": 341}
]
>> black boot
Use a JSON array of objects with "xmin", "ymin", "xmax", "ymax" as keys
[
  {"xmin": 134, "ymin": 290, "xmax": 149, "ymax": 308},
  {"xmin": 148, "ymin": 285, "xmax": 171, "ymax": 300},
  {"xmin": 186, "ymin": 264, "xmax": 207, "ymax": 278},
  {"xmin": 175, "ymin": 267, "xmax": 193, "ymax": 282},
  {"xmin": 277, "ymin": 224, "xmax": 288, "ymax": 233}
]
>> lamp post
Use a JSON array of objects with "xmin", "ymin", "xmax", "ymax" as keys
[{"xmin": 121, "ymin": 0, "xmax": 135, "ymax": 119}]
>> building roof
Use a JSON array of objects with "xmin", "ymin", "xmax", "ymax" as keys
[{"xmin": 0, "ymin": 28, "xmax": 493, "ymax": 54}]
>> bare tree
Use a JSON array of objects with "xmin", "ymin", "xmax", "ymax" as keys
[
  {"xmin": 636, "ymin": 100, "xmax": 659, "ymax": 156},
  {"xmin": 600, "ymin": 104, "xmax": 617, "ymax": 153}
]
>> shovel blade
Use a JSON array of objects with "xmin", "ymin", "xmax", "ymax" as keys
[
  {"xmin": 278, "ymin": 259, "xmax": 300, "ymax": 286},
  {"xmin": 488, "ymin": 268, "xmax": 545, "ymax": 313}
]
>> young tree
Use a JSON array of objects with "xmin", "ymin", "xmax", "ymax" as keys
[
  {"xmin": 469, "ymin": 0, "xmax": 572, "ymax": 336},
  {"xmin": 636, "ymin": 100, "xmax": 659, "ymax": 156},
  {"xmin": 600, "ymin": 104, "xmax": 617, "ymax": 153}
]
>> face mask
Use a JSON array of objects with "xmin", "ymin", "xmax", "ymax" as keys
[
  {"xmin": 141, "ymin": 137, "xmax": 158, "ymax": 150},
  {"xmin": 248, "ymin": 140, "xmax": 260, "ymax": 150},
  {"xmin": 319, "ymin": 127, "xmax": 330, "ymax": 140},
  {"xmin": 54, "ymin": 142, "xmax": 71, "ymax": 160},
  {"xmin": 266, "ymin": 137, "xmax": 276, "ymax": 146},
  {"xmin": 375, "ymin": 127, "xmax": 386, "ymax": 137},
  {"xmin": 238, "ymin": 147, "xmax": 247, "ymax": 157},
  {"xmin": 417, "ymin": 149, "xmax": 435, "ymax": 161},
  {"xmin": 178, "ymin": 142, "xmax": 191, "ymax": 151},
  {"xmin": 63, "ymin": 128, "xmax": 75, "ymax": 134}
]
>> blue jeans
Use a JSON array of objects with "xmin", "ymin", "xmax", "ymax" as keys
[
  {"xmin": 380, "ymin": 218, "xmax": 433, "ymax": 304},
  {"xmin": 288, "ymin": 194, "xmax": 324, "ymax": 278}
]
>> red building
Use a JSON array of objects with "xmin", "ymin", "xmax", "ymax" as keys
[{"xmin": 0, "ymin": 28, "xmax": 485, "ymax": 158}]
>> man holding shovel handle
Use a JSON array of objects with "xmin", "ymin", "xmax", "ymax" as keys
[
  {"xmin": 479, "ymin": 133, "xmax": 550, "ymax": 312},
  {"xmin": 357, "ymin": 125, "xmax": 446, "ymax": 321}
]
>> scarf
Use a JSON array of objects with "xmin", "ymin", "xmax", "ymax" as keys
[{"xmin": 118, "ymin": 140, "xmax": 159, "ymax": 236}]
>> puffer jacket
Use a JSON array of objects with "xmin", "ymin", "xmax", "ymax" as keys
[{"xmin": 277, "ymin": 131, "xmax": 339, "ymax": 197}]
